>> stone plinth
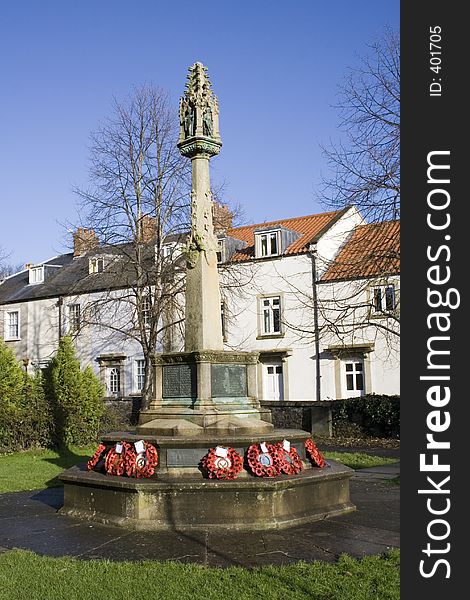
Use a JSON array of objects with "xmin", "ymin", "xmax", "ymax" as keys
[
  {"xmin": 138, "ymin": 350, "xmax": 273, "ymax": 436},
  {"xmin": 59, "ymin": 459, "xmax": 354, "ymax": 531}
]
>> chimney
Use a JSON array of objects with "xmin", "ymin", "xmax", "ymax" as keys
[
  {"xmin": 138, "ymin": 215, "xmax": 157, "ymax": 243},
  {"xmin": 73, "ymin": 228, "xmax": 99, "ymax": 257},
  {"xmin": 212, "ymin": 202, "xmax": 233, "ymax": 234}
]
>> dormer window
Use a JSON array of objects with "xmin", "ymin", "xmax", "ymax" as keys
[
  {"xmin": 256, "ymin": 230, "xmax": 280, "ymax": 258},
  {"xmin": 159, "ymin": 242, "xmax": 183, "ymax": 261},
  {"xmin": 373, "ymin": 284, "xmax": 396, "ymax": 313},
  {"xmin": 216, "ymin": 238, "xmax": 225, "ymax": 263},
  {"xmin": 89, "ymin": 257, "xmax": 104, "ymax": 274},
  {"xmin": 29, "ymin": 266, "xmax": 44, "ymax": 284},
  {"xmin": 161, "ymin": 245, "xmax": 172, "ymax": 259}
]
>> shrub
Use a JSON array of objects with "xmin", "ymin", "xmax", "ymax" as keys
[
  {"xmin": 46, "ymin": 336, "xmax": 105, "ymax": 446},
  {"xmin": 0, "ymin": 338, "xmax": 24, "ymax": 404},
  {"xmin": 16, "ymin": 370, "xmax": 54, "ymax": 449},
  {"xmin": 331, "ymin": 394, "xmax": 400, "ymax": 438},
  {"xmin": 0, "ymin": 339, "xmax": 53, "ymax": 452}
]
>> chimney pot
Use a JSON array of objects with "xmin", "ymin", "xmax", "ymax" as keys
[
  {"xmin": 212, "ymin": 202, "xmax": 233, "ymax": 234},
  {"xmin": 73, "ymin": 228, "xmax": 99, "ymax": 257},
  {"xmin": 138, "ymin": 215, "xmax": 157, "ymax": 243}
]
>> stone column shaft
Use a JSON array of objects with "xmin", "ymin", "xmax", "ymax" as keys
[{"xmin": 184, "ymin": 155, "xmax": 224, "ymax": 352}]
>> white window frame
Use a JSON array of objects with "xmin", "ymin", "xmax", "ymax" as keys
[
  {"xmin": 343, "ymin": 359, "xmax": 365, "ymax": 397},
  {"xmin": 372, "ymin": 284, "xmax": 396, "ymax": 314},
  {"xmin": 216, "ymin": 238, "xmax": 225, "ymax": 264},
  {"xmin": 135, "ymin": 359, "xmax": 145, "ymax": 392},
  {"xmin": 68, "ymin": 303, "xmax": 81, "ymax": 333},
  {"xmin": 108, "ymin": 366, "xmax": 121, "ymax": 395},
  {"xmin": 260, "ymin": 295, "xmax": 282, "ymax": 336},
  {"xmin": 160, "ymin": 242, "xmax": 183, "ymax": 261},
  {"xmin": 4, "ymin": 309, "xmax": 20, "ymax": 340},
  {"xmin": 89, "ymin": 257, "xmax": 104, "ymax": 274},
  {"xmin": 256, "ymin": 230, "xmax": 280, "ymax": 258},
  {"xmin": 141, "ymin": 296, "xmax": 151, "ymax": 328},
  {"xmin": 29, "ymin": 266, "xmax": 44, "ymax": 285}
]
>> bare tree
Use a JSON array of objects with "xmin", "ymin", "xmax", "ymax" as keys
[
  {"xmin": 321, "ymin": 28, "xmax": 400, "ymax": 222},
  {"xmin": 296, "ymin": 28, "xmax": 402, "ymax": 363},
  {"xmin": 0, "ymin": 246, "xmax": 22, "ymax": 281},
  {"xmin": 73, "ymin": 85, "xmax": 191, "ymax": 408}
]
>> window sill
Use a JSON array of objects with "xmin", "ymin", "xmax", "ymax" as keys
[
  {"xmin": 369, "ymin": 311, "xmax": 400, "ymax": 320},
  {"xmin": 256, "ymin": 333, "xmax": 285, "ymax": 340},
  {"xmin": 4, "ymin": 337, "xmax": 21, "ymax": 342},
  {"xmin": 253, "ymin": 254, "xmax": 282, "ymax": 262}
]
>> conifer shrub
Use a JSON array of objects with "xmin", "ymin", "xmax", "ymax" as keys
[
  {"xmin": 0, "ymin": 339, "xmax": 53, "ymax": 451},
  {"xmin": 45, "ymin": 336, "xmax": 105, "ymax": 446}
]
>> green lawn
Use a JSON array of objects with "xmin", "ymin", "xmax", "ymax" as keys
[
  {"xmin": 0, "ymin": 449, "xmax": 399, "ymax": 598},
  {"xmin": 0, "ymin": 446, "xmax": 95, "ymax": 493},
  {"xmin": 323, "ymin": 452, "xmax": 398, "ymax": 470},
  {"xmin": 0, "ymin": 549, "xmax": 400, "ymax": 600}
]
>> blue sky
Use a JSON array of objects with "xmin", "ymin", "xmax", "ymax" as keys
[{"xmin": 0, "ymin": 1, "xmax": 399, "ymax": 266}]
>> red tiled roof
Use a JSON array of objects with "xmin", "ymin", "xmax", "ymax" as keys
[
  {"xmin": 321, "ymin": 220, "xmax": 400, "ymax": 281},
  {"xmin": 227, "ymin": 210, "xmax": 345, "ymax": 262}
]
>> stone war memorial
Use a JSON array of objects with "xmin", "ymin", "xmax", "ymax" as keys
[{"xmin": 59, "ymin": 62, "xmax": 355, "ymax": 531}]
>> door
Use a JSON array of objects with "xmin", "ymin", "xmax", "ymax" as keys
[{"xmin": 264, "ymin": 364, "xmax": 284, "ymax": 400}]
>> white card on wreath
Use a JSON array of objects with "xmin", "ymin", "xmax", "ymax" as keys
[
  {"xmin": 215, "ymin": 446, "xmax": 228, "ymax": 458},
  {"xmin": 260, "ymin": 442, "xmax": 269, "ymax": 453},
  {"xmin": 134, "ymin": 440, "xmax": 145, "ymax": 454},
  {"xmin": 115, "ymin": 443, "xmax": 123, "ymax": 454},
  {"xmin": 283, "ymin": 439, "xmax": 291, "ymax": 452}
]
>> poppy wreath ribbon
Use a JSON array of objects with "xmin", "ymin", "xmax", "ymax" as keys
[
  {"xmin": 105, "ymin": 442, "xmax": 131, "ymax": 476},
  {"xmin": 125, "ymin": 442, "xmax": 159, "ymax": 478},
  {"xmin": 305, "ymin": 438, "xmax": 327, "ymax": 468},
  {"xmin": 274, "ymin": 442, "xmax": 304, "ymax": 475},
  {"xmin": 201, "ymin": 447, "xmax": 243, "ymax": 480},
  {"xmin": 246, "ymin": 442, "xmax": 282, "ymax": 477},
  {"xmin": 87, "ymin": 443, "xmax": 107, "ymax": 471}
]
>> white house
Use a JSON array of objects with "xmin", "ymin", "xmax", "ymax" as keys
[{"xmin": 0, "ymin": 205, "xmax": 400, "ymax": 404}]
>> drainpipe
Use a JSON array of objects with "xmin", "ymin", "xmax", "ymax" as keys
[
  {"xmin": 57, "ymin": 296, "xmax": 63, "ymax": 341},
  {"xmin": 309, "ymin": 243, "xmax": 321, "ymax": 402}
]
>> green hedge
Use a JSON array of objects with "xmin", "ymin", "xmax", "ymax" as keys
[{"xmin": 331, "ymin": 394, "xmax": 400, "ymax": 438}]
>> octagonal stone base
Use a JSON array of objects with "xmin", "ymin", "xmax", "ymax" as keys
[{"xmin": 59, "ymin": 460, "xmax": 354, "ymax": 531}]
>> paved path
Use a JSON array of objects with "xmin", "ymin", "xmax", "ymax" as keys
[{"xmin": 0, "ymin": 464, "xmax": 399, "ymax": 567}]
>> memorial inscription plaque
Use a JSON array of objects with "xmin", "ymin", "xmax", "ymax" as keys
[
  {"xmin": 163, "ymin": 364, "xmax": 196, "ymax": 398},
  {"xmin": 211, "ymin": 364, "xmax": 247, "ymax": 397}
]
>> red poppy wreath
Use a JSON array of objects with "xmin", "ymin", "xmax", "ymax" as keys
[
  {"xmin": 305, "ymin": 438, "xmax": 327, "ymax": 468},
  {"xmin": 274, "ymin": 441, "xmax": 304, "ymax": 475},
  {"xmin": 125, "ymin": 441, "xmax": 159, "ymax": 478},
  {"xmin": 105, "ymin": 441, "xmax": 131, "ymax": 476},
  {"xmin": 87, "ymin": 443, "xmax": 107, "ymax": 471},
  {"xmin": 246, "ymin": 442, "xmax": 282, "ymax": 477},
  {"xmin": 201, "ymin": 446, "xmax": 243, "ymax": 480}
]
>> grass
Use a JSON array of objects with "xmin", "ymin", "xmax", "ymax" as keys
[
  {"xmin": 0, "ymin": 549, "xmax": 400, "ymax": 600},
  {"xmin": 0, "ymin": 446, "xmax": 95, "ymax": 493},
  {"xmin": 0, "ymin": 448, "xmax": 399, "ymax": 598},
  {"xmin": 323, "ymin": 452, "xmax": 398, "ymax": 470}
]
